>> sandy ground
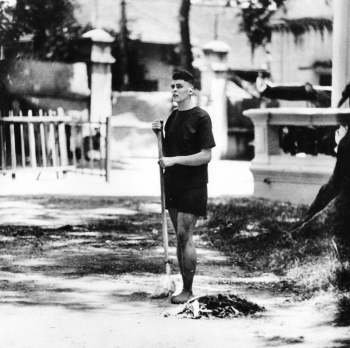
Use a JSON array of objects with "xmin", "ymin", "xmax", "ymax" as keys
[
  {"xmin": 0, "ymin": 161, "xmax": 349, "ymax": 348},
  {"xmin": 0, "ymin": 159, "xmax": 254, "ymax": 198}
]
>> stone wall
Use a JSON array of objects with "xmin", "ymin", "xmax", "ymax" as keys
[
  {"xmin": 110, "ymin": 91, "xmax": 172, "ymax": 159},
  {"xmin": 243, "ymin": 107, "xmax": 350, "ymax": 204},
  {"xmin": 0, "ymin": 59, "xmax": 90, "ymax": 112}
]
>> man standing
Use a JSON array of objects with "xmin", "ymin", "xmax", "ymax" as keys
[{"xmin": 152, "ymin": 69, "xmax": 216, "ymax": 304}]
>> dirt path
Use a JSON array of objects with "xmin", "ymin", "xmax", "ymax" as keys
[{"xmin": 0, "ymin": 196, "xmax": 349, "ymax": 348}]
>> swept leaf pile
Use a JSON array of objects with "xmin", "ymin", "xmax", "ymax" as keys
[{"xmin": 172, "ymin": 294, "xmax": 265, "ymax": 319}]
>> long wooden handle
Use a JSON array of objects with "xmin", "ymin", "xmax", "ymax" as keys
[{"xmin": 156, "ymin": 128, "xmax": 170, "ymax": 270}]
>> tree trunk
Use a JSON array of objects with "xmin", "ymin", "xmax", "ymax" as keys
[{"xmin": 179, "ymin": 0, "xmax": 193, "ymax": 72}]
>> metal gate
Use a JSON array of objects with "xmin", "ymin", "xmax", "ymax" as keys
[{"xmin": 69, "ymin": 116, "xmax": 111, "ymax": 181}]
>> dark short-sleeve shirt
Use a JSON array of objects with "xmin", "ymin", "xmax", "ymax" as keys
[
  {"xmin": 163, "ymin": 106, "xmax": 216, "ymax": 190},
  {"xmin": 333, "ymin": 132, "xmax": 350, "ymax": 196}
]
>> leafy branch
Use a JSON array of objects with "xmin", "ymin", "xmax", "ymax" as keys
[
  {"xmin": 11, "ymin": 0, "xmax": 83, "ymax": 61},
  {"xmin": 0, "ymin": 1, "xmax": 21, "ymax": 46},
  {"xmin": 237, "ymin": 0, "xmax": 332, "ymax": 53},
  {"xmin": 237, "ymin": 0, "xmax": 286, "ymax": 53}
]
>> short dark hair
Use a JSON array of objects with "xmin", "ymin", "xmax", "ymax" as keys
[{"xmin": 172, "ymin": 69, "xmax": 194, "ymax": 86}]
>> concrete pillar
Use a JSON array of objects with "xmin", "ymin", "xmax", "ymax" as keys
[
  {"xmin": 249, "ymin": 113, "xmax": 280, "ymax": 165},
  {"xmin": 331, "ymin": 0, "xmax": 350, "ymax": 107},
  {"xmin": 82, "ymin": 29, "xmax": 116, "ymax": 122},
  {"xmin": 210, "ymin": 66, "xmax": 228, "ymax": 159},
  {"xmin": 200, "ymin": 40, "xmax": 230, "ymax": 159}
]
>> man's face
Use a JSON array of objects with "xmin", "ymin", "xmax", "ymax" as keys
[{"xmin": 171, "ymin": 79, "xmax": 192, "ymax": 104}]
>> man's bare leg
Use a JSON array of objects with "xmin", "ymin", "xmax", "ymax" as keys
[
  {"xmin": 171, "ymin": 212, "xmax": 197, "ymax": 304},
  {"xmin": 168, "ymin": 208, "xmax": 184, "ymax": 284},
  {"xmin": 167, "ymin": 208, "xmax": 178, "ymax": 233}
]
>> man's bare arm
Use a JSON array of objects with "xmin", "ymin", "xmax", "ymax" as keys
[{"xmin": 158, "ymin": 148, "xmax": 212, "ymax": 168}]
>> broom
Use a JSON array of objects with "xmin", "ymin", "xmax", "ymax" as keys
[{"xmin": 150, "ymin": 122, "xmax": 176, "ymax": 299}]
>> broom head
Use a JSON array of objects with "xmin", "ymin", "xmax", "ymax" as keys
[{"xmin": 149, "ymin": 273, "xmax": 176, "ymax": 299}]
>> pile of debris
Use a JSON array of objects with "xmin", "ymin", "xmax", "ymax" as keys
[{"xmin": 165, "ymin": 293, "xmax": 265, "ymax": 319}]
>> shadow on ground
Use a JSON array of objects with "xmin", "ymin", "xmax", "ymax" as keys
[
  {"xmin": 0, "ymin": 195, "xmax": 349, "ymax": 348},
  {"xmin": 0, "ymin": 197, "xmax": 231, "ymax": 313}
]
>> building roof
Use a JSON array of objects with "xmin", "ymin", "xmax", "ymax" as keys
[
  {"xmin": 75, "ymin": 0, "xmax": 332, "ymax": 69},
  {"xmin": 76, "ymin": 0, "xmax": 241, "ymax": 44},
  {"xmin": 76, "ymin": 0, "xmax": 265, "ymax": 69},
  {"xmin": 275, "ymin": 0, "xmax": 332, "ymax": 20}
]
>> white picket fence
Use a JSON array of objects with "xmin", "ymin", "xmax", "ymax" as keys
[{"xmin": 0, "ymin": 108, "xmax": 111, "ymax": 181}]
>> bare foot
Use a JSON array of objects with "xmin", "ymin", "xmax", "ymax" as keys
[{"xmin": 171, "ymin": 289, "xmax": 193, "ymax": 304}]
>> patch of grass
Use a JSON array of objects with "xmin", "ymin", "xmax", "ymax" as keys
[
  {"xmin": 334, "ymin": 262, "xmax": 350, "ymax": 291},
  {"xmin": 266, "ymin": 336, "xmax": 304, "ymax": 345},
  {"xmin": 335, "ymin": 295, "xmax": 350, "ymax": 326},
  {"xmin": 286, "ymin": 256, "xmax": 341, "ymax": 295},
  {"xmin": 206, "ymin": 197, "xmax": 307, "ymax": 236},
  {"xmin": 201, "ymin": 197, "xmax": 327, "ymax": 272},
  {"xmin": 201, "ymin": 197, "xmax": 350, "ymax": 299}
]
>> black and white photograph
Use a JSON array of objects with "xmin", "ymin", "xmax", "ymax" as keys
[{"xmin": 0, "ymin": 0, "xmax": 349, "ymax": 347}]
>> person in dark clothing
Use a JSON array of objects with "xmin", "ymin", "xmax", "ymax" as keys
[
  {"xmin": 302, "ymin": 122, "xmax": 350, "ymax": 223},
  {"xmin": 152, "ymin": 69, "xmax": 216, "ymax": 304}
]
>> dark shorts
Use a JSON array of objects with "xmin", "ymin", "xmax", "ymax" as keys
[{"xmin": 165, "ymin": 186, "xmax": 208, "ymax": 217}]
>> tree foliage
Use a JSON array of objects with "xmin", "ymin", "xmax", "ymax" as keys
[
  {"xmin": 12, "ymin": 0, "xmax": 83, "ymax": 61},
  {"xmin": 237, "ymin": 0, "xmax": 332, "ymax": 53},
  {"xmin": 0, "ymin": 1, "xmax": 21, "ymax": 46},
  {"xmin": 237, "ymin": 0, "xmax": 286, "ymax": 53}
]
